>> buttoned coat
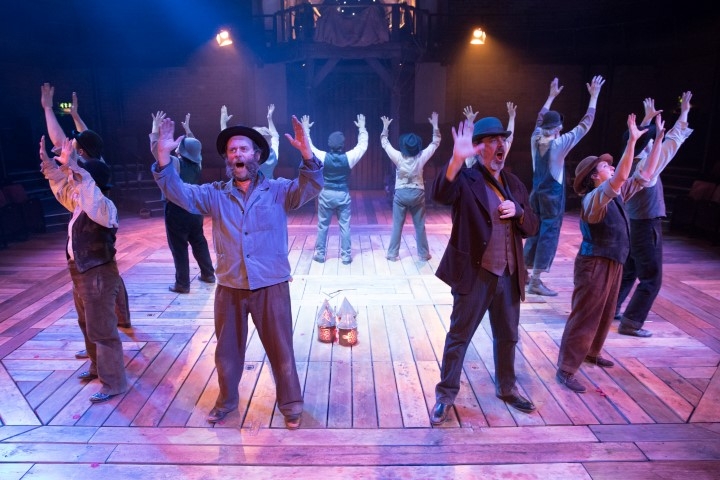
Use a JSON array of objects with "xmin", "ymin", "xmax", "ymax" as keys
[{"xmin": 432, "ymin": 164, "xmax": 539, "ymax": 299}]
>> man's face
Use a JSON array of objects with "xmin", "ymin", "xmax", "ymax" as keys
[
  {"xmin": 475, "ymin": 135, "xmax": 507, "ymax": 174},
  {"xmin": 225, "ymin": 135, "xmax": 260, "ymax": 182}
]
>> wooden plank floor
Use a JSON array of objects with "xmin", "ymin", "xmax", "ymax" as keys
[{"xmin": 1, "ymin": 190, "xmax": 720, "ymax": 479}]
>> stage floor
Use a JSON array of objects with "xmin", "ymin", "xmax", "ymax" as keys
[{"xmin": 1, "ymin": 190, "xmax": 719, "ymax": 479}]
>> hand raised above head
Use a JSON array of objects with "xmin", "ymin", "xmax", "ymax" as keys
[
  {"xmin": 156, "ymin": 117, "xmax": 184, "ymax": 166},
  {"xmin": 285, "ymin": 115, "xmax": 313, "ymax": 160},
  {"xmin": 451, "ymin": 120, "xmax": 475, "ymax": 160}
]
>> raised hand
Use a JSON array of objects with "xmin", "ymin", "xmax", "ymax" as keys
[
  {"xmin": 381, "ymin": 116, "xmax": 393, "ymax": 131},
  {"xmin": 301, "ymin": 114, "xmax": 314, "ymax": 132},
  {"xmin": 220, "ymin": 105, "xmax": 233, "ymax": 130},
  {"xmin": 41, "ymin": 83, "xmax": 54, "ymax": 109},
  {"xmin": 57, "ymin": 137, "xmax": 74, "ymax": 166},
  {"xmin": 506, "ymin": 102, "xmax": 517, "ymax": 119},
  {"xmin": 157, "ymin": 118, "xmax": 184, "ymax": 166},
  {"xmin": 267, "ymin": 104, "xmax": 275, "ymax": 119},
  {"xmin": 151, "ymin": 110, "xmax": 166, "ymax": 133},
  {"xmin": 285, "ymin": 115, "xmax": 312, "ymax": 159},
  {"xmin": 627, "ymin": 113, "xmax": 645, "ymax": 144},
  {"xmin": 463, "ymin": 105, "xmax": 477, "ymax": 124},
  {"xmin": 452, "ymin": 120, "xmax": 476, "ymax": 161},
  {"xmin": 354, "ymin": 114, "xmax": 366, "ymax": 129},
  {"xmin": 428, "ymin": 112, "xmax": 439, "ymax": 129},
  {"xmin": 70, "ymin": 92, "xmax": 79, "ymax": 117},
  {"xmin": 587, "ymin": 75, "xmax": 605, "ymax": 99},
  {"xmin": 181, "ymin": 113, "xmax": 192, "ymax": 135},
  {"xmin": 549, "ymin": 77, "xmax": 564, "ymax": 98},
  {"xmin": 39, "ymin": 135, "xmax": 52, "ymax": 164},
  {"xmin": 680, "ymin": 91, "xmax": 692, "ymax": 114}
]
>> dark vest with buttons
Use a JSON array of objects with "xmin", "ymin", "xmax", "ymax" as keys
[
  {"xmin": 323, "ymin": 152, "xmax": 351, "ymax": 192},
  {"xmin": 68, "ymin": 211, "xmax": 117, "ymax": 273},
  {"xmin": 579, "ymin": 197, "xmax": 630, "ymax": 263}
]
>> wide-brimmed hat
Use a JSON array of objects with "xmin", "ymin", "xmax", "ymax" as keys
[
  {"xmin": 540, "ymin": 110, "xmax": 563, "ymax": 129},
  {"xmin": 79, "ymin": 158, "xmax": 112, "ymax": 191},
  {"xmin": 472, "ymin": 117, "xmax": 511, "ymax": 143},
  {"xmin": 177, "ymin": 137, "xmax": 202, "ymax": 164},
  {"xmin": 71, "ymin": 129, "xmax": 104, "ymax": 159},
  {"xmin": 399, "ymin": 133, "xmax": 422, "ymax": 157},
  {"xmin": 573, "ymin": 153, "xmax": 613, "ymax": 195},
  {"xmin": 216, "ymin": 125, "xmax": 270, "ymax": 163}
]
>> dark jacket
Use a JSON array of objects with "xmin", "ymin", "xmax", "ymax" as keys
[{"xmin": 432, "ymin": 164, "xmax": 539, "ymax": 299}]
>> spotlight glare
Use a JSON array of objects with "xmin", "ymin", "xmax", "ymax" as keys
[{"xmin": 216, "ymin": 29, "xmax": 233, "ymax": 47}]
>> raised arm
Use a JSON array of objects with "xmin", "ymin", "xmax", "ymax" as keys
[
  {"xmin": 346, "ymin": 113, "xmax": 368, "ymax": 166},
  {"xmin": 266, "ymin": 104, "xmax": 279, "ymax": 154},
  {"xmin": 609, "ymin": 114, "xmax": 644, "ymax": 191},
  {"xmin": 640, "ymin": 97, "xmax": 662, "ymax": 127},
  {"xmin": 586, "ymin": 75, "xmax": 605, "ymax": 110},
  {"xmin": 41, "ymin": 83, "xmax": 67, "ymax": 147},
  {"xmin": 69, "ymin": 91, "xmax": 89, "ymax": 132},
  {"xmin": 637, "ymin": 114, "xmax": 666, "ymax": 180},
  {"xmin": 181, "ymin": 113, "xmax": 195, "ymax": 138},
  {"xmin": 541, "ymin": 77, "xmax": 563, "ymax": 112}
]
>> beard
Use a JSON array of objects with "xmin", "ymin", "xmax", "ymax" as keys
[{"xmin": 226, "ymin": 159, "xmax": 260, "ymax": 183}]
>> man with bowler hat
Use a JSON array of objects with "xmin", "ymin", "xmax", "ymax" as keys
[
  {"xmin": 152, "ymin": 114, "xmax": 322, "ymax": 429},
  {"xmin": 430, "ymin": 116, "xmax": 539, "ymax": 425}
]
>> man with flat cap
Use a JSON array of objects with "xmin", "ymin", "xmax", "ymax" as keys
[
  {"xmin": 152, "ymin": 114, "xmax": 322, "ymax": 429},
  {"xmin": 380, "ymin": 112, "xmax": 440, "ymax": 262},
  {"xmin": 556, "ymin": 114, "xmax": 665, "ymax": 394},
  {"xmin": 524, "ymin": 75, "xmax": 605, "ymax": 296},
  {"xmin": 429, "ymin": 116, "xmax": 539, "ymax": 425}
]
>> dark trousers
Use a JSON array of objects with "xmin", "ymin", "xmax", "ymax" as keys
[
  {"xmin": 69, "ymin": 261, "xmax": 127, "ymax": 395},
  {"xmin": 165, "ymin": 202, "xmax": 214, "ymax": 289},
  {"xmin": 616, "ymin": 218, "xmax": 663, "ymax": 330},
  {"xmin": 435, "ymin": 267, "xmax": 521, "ymax": 404},
  {"xmin": 213, "ymin": 282, "xmax": 303, "ymax": 417}
]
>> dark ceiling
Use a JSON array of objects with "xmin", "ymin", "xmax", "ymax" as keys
[{"xmin": 1, "ymin": 1, "xmax": 717, "ymax": 67}]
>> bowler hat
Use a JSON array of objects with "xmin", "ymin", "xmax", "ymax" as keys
[
  {"xmin": 540, "ymin": 111, "xmax": 563, "ymax": 129},
  {"xmin": 573, "ymin": 153, "xmax": 613, "ymax": 195},
  {"xmin": 216, "ymin": 125, "xmax": 270, "ymax": 163},
  {"xmin": 399, "ymin": 133, "xmax": 423, "ymax": 157},
  {"xmin": 79, "ymin": 158, "xmax": 112, "ymax": 191},
  {"xmin": 472, "ymin": 117, "xmax": 511, "ymax": 143},
  {"xmin": 177, "ymin": 137, "xmax": 202, "ymax": 164},
  {"xmin": 71, "ymin": 129, "xmax": 104, "ymax": 160}
]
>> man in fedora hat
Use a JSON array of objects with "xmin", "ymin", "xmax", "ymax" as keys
[
  {"xmin": 524, "ymin": 76, "xmax": 605, "ymax": 296},
  {"xmin": 302, "ymin": 114, "xmax": 367, "ymax": 265},
  {"xmin": 556, "ymin": 114, "xmax": 664, "ymax": 394},
  {"xmin": 221, "ymin": 103, "xmax": 280, "ymax": 180},
  {"xmin": 152, "ymin": 114, "xmax": 322, "ymax": 429},
  {"xmin": 380, "ymin": 112, "xmax": 440, "ymax": 262},
  {"xmin": 150, "ymin": 111, "xmax": 215, "ymax": 294},
  {"xmin": 615, "ymin": 92, "xmax": 693, "ymax": 338},
  {"xmin": 429, "ymin": 116, "xmax": 539, "ymax": 425}
]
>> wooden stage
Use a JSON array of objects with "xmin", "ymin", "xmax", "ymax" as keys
[{"xmin": 1, "ymin": 190, "xmax": 719, "ymax": 479}]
